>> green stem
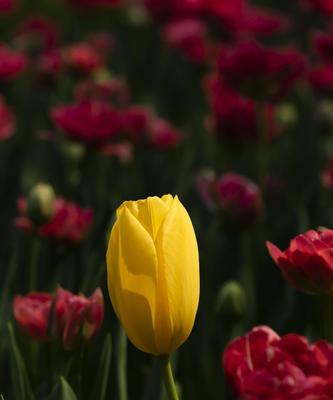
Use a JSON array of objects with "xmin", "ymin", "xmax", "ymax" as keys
[
  {"xmin": 159, "ymin": 355, "xmax": 179, "ymax": 400},
  {"xmin": 321, "ymin": 295, "xmax": 333, "ymax": 343},
  {"xmin": 29, "ymin": 236, "xmax": 41, "ymax": 291},
  {"xmin": 117, "ymin": 327, "xmax": 128, "ymax": 400}
]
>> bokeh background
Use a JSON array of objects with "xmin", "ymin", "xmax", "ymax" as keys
[{"xmin": 1, "ymin": 0, "xmax": 333, "ymax": 398}]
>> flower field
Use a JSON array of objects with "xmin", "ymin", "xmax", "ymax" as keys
[{"xmin": 1, "ymin": 0, "xmax": 333, "ymax": 399}]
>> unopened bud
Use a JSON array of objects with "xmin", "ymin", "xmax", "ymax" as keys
[
  {"xmin": 27, "ymin": 183, "xmax": 55, "ymax": 225},
  {"xmin": 216, "ymin": 281, "xmax": 247, "ymax": 323},
  {"xmin": 277, "ymin": 103, "xmax": 298, "ymax": 129}
]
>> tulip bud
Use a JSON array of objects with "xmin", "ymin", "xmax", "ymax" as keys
[
  {"xmin": 26, "ymin": 183, "xmax": 55, "ymax": 225},
  {"xmin": 276, "ymin": 103, "xmax": 298, "ymax": 129},
  {"xmin": 216, "ymin": 281, "xmax": 247, "ymax": 323},
  {"xmin": 106, "ymin": 195, "xmax": 200, "ymax": 355}
]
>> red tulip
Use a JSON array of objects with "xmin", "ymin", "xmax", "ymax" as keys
[
  {"xmin": 309, "ymin": 65, "xmax": 333, "ymax": 96},
  {"xmin": 62, "ymin": 42, "xmax": 105, "ymax": 74},
  {"xmin": 0, "ymin": 0, "xmax": 15, "ymax": 13},
  {"xmin": 0, "ymin": 96, "xmax": 16, "ymax": 140},
  {"xmin": 53, "ymin": 287, "xmax": 104, "ymax": 350},
  {"xmin": 301, "ymin": 0, "xmax": 333, "ymax": 15},
  {"xmin": 224, "ymin": 325, "xmax": 333, "ymax": 399},
  {"xmin": 218, "ymin": 41, "xmax": 306, "ymax": 100},
  {"xmin": 267, "ymin": 229, "xmax": 333, "ymax": 294},
  {"xmin": 322, "ymin": 158, "xmax": 333, "ymax": 191},
  {"xmin": 217, "ymin": 172, "xmax": 263, "ymax": 226},
  {"xmin": 51, "ymin": 100, "xmax": 124, "ymax": 144},
  {"xmin": 204, "ymin": 75, "xmax": 278, "ymax": 142},
  {"xmin": 13, "ymin": 293, "xmax": 52, "ymax": 341},
  {"xmin": 162, "ymin": 18, "xmax": 207, "ymax": 62},
  {"xmin": 0, "ymin": 44, "xmax": 27, "ymax": 80},
  {"xmin": 15, "ymin": 196, "xmax": 93, "ymax": 244},
  {"xmin": 148, "ymin": 118, "xmax": 183, "ymax": 149},
  {"xmin": 313, "ymin": 32, "xmax": 333, "ymax": 63}
]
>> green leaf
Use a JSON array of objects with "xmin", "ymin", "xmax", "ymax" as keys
[
  {"xmin": 59, "ymin": 377, "xmax": 78, "ymax": 400},
  {"xmin": 7, "ymin": 323, "xmax": 34, "ymax": 400},
  {"xmin": 91, "ymin": 334, "xmax": 112, "ymax": 400}
]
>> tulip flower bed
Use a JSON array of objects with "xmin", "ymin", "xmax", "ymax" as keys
[{"xmin": 2, "ymin": 0, "xmax": 333, "ymax": 399}]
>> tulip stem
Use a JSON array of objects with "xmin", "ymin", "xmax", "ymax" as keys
[
  {"xmin": 321, "ymin": 295, "xmax": 333, "ymax": 343},
  {"xmin": 29, "ymin": 235, "xmax": 41, "ymax": 291},
  {"xmin": 159, "ymin": 355, "xmax": 179, "ymax": 400},
  {"xmin": 117, "ymin": 327, "xmax": 128, "ymax": 400}
]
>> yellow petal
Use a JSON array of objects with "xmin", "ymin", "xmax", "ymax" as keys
[
  {"xmin": 155, "ymin": 196, "xmax": 200, "ymax": 354},
  {"xmin": 106, "ymin": 207, "xmax": 158, "ymax": 354},
  {"xmin": 118, "ymin": 196, "xmax": 172, "ymax": 240}
]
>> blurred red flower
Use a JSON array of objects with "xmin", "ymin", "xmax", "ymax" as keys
[
  {"xmin": 15, "ymin": 196, "xmax": 93, "ymax": 244},
  {"xmin": 0, "ymin": 96, "xmax": 16, "ymax": 140},
  {"xmin": 74, "ymin": 76, "xmax": 130, "ymax": 105},
  {"xmin": 302, "ymin": 0, "xmax": 333, "ymax": 14},
  {"xmin": 218, "ymin": 41, "xmax": 306, "ymax": 100},
  {"xmin": 322, "ymin": 158, "xmax": 333, "ymax": 190},
  {"xmin": 36, "ymin": 49, "xmax": 63, "ymax": 81},
  {"xmin": 162, "ymin": 18, "xmax": 207, "ymax": 62},
  {"xmin": 148, "ymin": 118, "xmax": 183, "ymax": 149},
  {"xmin": 267, "ymin": 229, "xmax": 333, "ymax": 294},
  {"xmin": 197, "ymin": 171, "xmax": 263, "ymax": 226},
  {"xmin": 15, "ymin": 16, "xmax": 59, "ymax": 51},
  {"xmin": 205, "ymin": 75, "xmax": 278, "ymax": 142},
  {"xmin": 0, "ymin": 44, "xmax": 27, "ymax": 80},
  {"xmin": 53, "ymin": 287, "xmax": 104, "ymax": 350},
  {"xmin": 0, "ymin": 0, "xmax": 15, "ymax": 12},
  {"xmin": 309, "ymin": 65, "xmax": 333, "ymax": 96},
  {"xmin": 217, "ymin": 172, "xmax": 263, "ymax": 226},
  {"xmin": 51, "ymin": 100, "xmax": 124, "ymax": 144},
  {"xmin": 67, "ymin": 0, "xmax": 121, "ymax": 7},
  {"xmin": 62, "ymin": 42, "xmax": 105, "ymax": 74},
  {"xmin": 13, "ymin": 293, "xmax": 52, "ymax": 341},
  {"xmin": 313, "ymin": 32, "xmax": 333, "ymax": 63},
  {"xmin": 224, "ymin": 326, "xmax": 333, "ymax": 399}
]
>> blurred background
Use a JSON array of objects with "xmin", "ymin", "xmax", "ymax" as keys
[{"xmin": 1, "ymin": 0, "xmax": 333, "ymax": 398}]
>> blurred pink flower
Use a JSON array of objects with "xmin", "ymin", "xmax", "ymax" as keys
[
  {"xmin": 51, "ymin": 100, "xmax": 124, "ymax": 144},
  {"xmin": 224, "ymin": 325, "xmax": 333, "ymax": 399},
  {"xmin": 15, "ymin": 15, "xmax": 60, "ymax": 51},
  {"xmin": 62, "ymin": 42, "xmax": 105, "ymax": 74},
  {"xmin": 218, "ymin": 41, "xmax": 306, "ymax": 100},
  {"xmin": 301, "ymin": 0, "xmax": 333, "ymax": 15},
  {"xmin": 13, "ymin": 293, "xmax": 52, "ymax": 341},
  {"xmin": 0, "ymin": 44, "xmax": 27, "ymax": 80},
  {"xmin": 322, "ymin": 158, "xmax": 333, "ymax": 190},
  {"xmin": 74, "ymin": 77, "xmax": 130, "ymax": 105},
  {"xmin": 53, "ymin": 287, "xmax": 104, "ymax": 350},
  {"xmin": 309, "ymin": 65, "xmax": 333, "ymax": 96},
  {"xmin": 204, "ymin": 75, "xmax": 278, "ymax": 142},
  {"xmin": 15, "ymin": 196, "xmax": 93, "ymax": 244},
  {"xmin": 313, "ymin": 32, "xmax": 333, "ymax": 63},
  {"xmin": 0, "ymin": 96, "xmax": 16, "ymax": 140},
  {"xmin": 0, "ymin": 0, "xmax": 15, "ymax": 13},
  {"xmin": 162, "ymin": 18, "xmax": 207, "ymax": 62},
  {"xmin": 149, "ymin": 118, "xmax": 183, "ymax": 149}
]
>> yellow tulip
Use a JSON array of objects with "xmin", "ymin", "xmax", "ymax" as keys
[{"xmin": 106, "ymin": 194, "xmax": 200, "ymax": 355}]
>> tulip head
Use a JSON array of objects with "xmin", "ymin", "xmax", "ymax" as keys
[{"xmin": 106, "ymin": 195, "xmax": 200, "ymax": 355}]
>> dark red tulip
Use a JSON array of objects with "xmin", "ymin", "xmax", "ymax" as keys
[
  {"xmin": 62, "ymin": 42, "xmax": 105, "ymax": 74},
  {"xmin": 0, "ymin": 44, "xmax": 27, "ymax": 80},
  {"xmin": 309, "ymin": 65, "xmax": 333, "ymax": 96},
  {"xmin": 0, "ymin": 96, "xmax": 16, "ymax": 140},
  {"xmin": 162, "ymin": 18, "xmax": 207, "ymax": 62},
  {"xmin": 15, "ymin": 196, "xmax": 93, "ymax": 244},
  {"xmin": 51, "ymin": 100, "xmax": 124, "ymax": 144},
  {"xmin": 218, "ymin": 41, "xmax": 306, "ymax": 100},
  {"xmin": 53, "ymin": 287, "xmax": 104, "ymax": 350},
  {"xmin": 267, "ymin": 229, "xmax": 333, "ymax": 294},
  {"xmin": 13, "ymin": 293, "xmax": 52, "ymax": 341}
]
